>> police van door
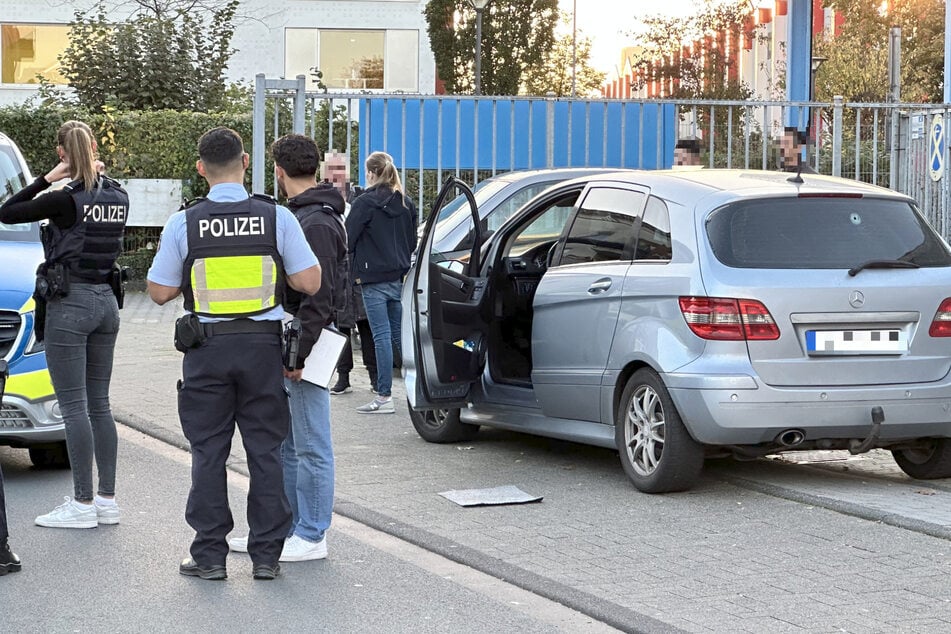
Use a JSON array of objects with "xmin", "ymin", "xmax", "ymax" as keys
[{"xmin": 404, "ymin": 178, "xmax": 488, "ymax": 410}]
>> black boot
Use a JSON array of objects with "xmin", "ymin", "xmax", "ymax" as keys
[
  {"xmin": 0, "ymin": 540, "xmax": 21, "ymax": 576},
  {"xmin": 329, "ymin": 371, "xmax": 351, "ymax": 395},
  {"xmin": 368, "ymin": 368, "xmax": 379, "ymax": 394}
]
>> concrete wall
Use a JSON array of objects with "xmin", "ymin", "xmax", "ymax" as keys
[{"xmin": 122, "ymin": 179, "xmax": 183, "ymax": 227}]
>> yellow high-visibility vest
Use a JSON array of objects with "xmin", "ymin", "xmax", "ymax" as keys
[{"xmin": 181, "ymin": 196, "xmax": 286, "ymax": 318}]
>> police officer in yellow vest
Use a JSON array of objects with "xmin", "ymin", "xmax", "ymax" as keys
[{"xmin": 147, "ymin": 127, "xmax": 321, "ymax": 581}]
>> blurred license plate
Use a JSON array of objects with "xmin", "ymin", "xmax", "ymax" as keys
[{"xmin": 806, "ymin": 329, "xmax": 906, "ymax": 355}]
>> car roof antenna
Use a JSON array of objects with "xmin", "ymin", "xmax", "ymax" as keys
[{"xmin": 786, "ymin": 161, "xmax": 804, "ymax": 184}]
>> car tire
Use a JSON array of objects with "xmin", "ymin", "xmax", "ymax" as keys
[
  {"xmin": 892, "ymin": 440, "xmax": 951, "ymax": 479},
  {"xmin": 29, "ymin": 442, "xmax": 70, "ymax": 469},
  {"xmin": 616, "ymin": 368, "xmax": 704, "ymax": 493},
  {"xmin": 408, "ymin": 403, "xmax": 480, "ymax": 443}
]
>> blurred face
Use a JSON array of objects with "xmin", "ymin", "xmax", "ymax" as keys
[
  {"xmin": 674, "ymin": 147, "xmax": 700, "ymax": 166},
  {"xmin": 325, "ymin": 162, "xmax": 348, "ymax": 196},
  {"xmin": 780, "ymin": 131, "xmax": 800, "ymax": 167}
]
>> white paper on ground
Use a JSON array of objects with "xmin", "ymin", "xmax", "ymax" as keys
[
  {"xmin": 438, "ymin": 485, "xmax": 543, "ymax": 507},
  {"xmin": 300, "ymin": 328, "xmax": 349, "ymax": 388}
]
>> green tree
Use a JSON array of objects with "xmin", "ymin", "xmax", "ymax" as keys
[
  {"xmin": 55, "ymin": 0, "xmax": 239, "ymax": 111},
  {"xmin": 424, "ymin": 0, "xmax": 559, "ymax": 95},
  {"xmin": 522, "ymin": 11, "xmax": 605, "ymax": 97},
  {"xmin": 816, "ymin": 0, "xmax": 944, "ymax": 103},
  {"xmin": 631, "ymin": 0, "xmax": 755, "ymax": 100}
]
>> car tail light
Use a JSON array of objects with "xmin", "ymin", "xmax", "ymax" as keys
[
  {"xmin": 929, "ymin": 298, "xmax": 951, "ymax": 337},
  {"xmin": 679, "ymin": 297, "xmax": 780, "ymax": 341}
]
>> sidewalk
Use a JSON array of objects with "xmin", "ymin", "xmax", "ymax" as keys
[
  {"xmin": 1, "ymin": 426, "xmax": 613, "ymax": 633},
  {"xmin": 95, "ymin": 293, "xmax": 951, "ymax": 631}
]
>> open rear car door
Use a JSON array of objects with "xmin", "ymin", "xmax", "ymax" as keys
[{"xmin": 404, "ymin": 178, "xmax": 489, "ymax": 410}]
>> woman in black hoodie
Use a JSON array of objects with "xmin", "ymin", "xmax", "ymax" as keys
[{"xmin": 345, "ymin": 151, "xmax": 417, "ymax": 414}]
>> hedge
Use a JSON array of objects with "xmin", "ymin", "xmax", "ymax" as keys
[{"xmin": 0, "ymin": 104, "xmax": 251, "ymax": 200}]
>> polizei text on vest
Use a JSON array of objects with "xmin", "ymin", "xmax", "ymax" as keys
[
  {"xmin": 198, "ymin": 216, "xmax": 266, "ymax": 238},
  {"xmin": 83, "ymin": 204, "xmax": 128, "ymax": 223}
]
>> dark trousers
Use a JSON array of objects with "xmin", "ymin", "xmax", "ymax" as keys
[
  {"xmin": 177, "ymin": 332, "xmax": 291, "ymax": 566},
  {"xmin": 0, "ymin": 463, "xmax": 8, "ymax": 544},
  {"xmin": 337, "ymin": 318, "xmax": 377, "ymax": 377}
]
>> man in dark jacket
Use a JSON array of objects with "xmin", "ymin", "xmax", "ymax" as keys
[
  {"xmin": 345, "ymin": 151, "xmax": 417, "ymax": 414},
  {"xmin": 228, "ymin": 134, "xmax": 345, "ymax": 562}
]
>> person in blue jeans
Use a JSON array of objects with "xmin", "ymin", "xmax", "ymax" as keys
[
  {"xmin": 345, "ymin": 151, "xmax": 417, "ymax": 414},
  {"xmin": 229, "ymin": 134, "xmax": 347, "ymax": 562}
]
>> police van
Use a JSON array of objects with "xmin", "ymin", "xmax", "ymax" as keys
[{"xmin": 0, "ymin": 132, "xmax": 66, "ymax": 468}]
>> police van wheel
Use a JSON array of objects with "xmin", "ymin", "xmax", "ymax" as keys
[
  {"xmin": 408, "ymin": 403, "xmax": 479, "ymax": 443},
  {"xmin": 29, "ymin": 442, "xmax": 70, "ymax": 469}
]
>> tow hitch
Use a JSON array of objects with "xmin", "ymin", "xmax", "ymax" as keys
[{"xmin": 848, "ymin": 406, "xmax": 885, "ymax": 455}]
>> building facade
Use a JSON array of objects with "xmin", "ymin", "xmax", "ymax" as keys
[
  {"xmin": 602, "ymin": 0, "xmax": 842, "ymax": 100},
  {"xmin": 0, "ymin": 0, "xmax": 436, "ymax": 106}
]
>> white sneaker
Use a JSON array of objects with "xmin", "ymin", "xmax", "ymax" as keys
[
  {"xmin": 35, "ymin": 497, "xmax": 97, "ymax": 529},
  {"xmin": 279, "ymin": 534, "xmax": 327, "ymax": 562},
  {"xmin": 355, "ymin": 397, "xmax": 394, "ymax": 414},
  {"xmin": 95, "ymin": 501, "xmax": 121, "ymax": 525},
  {"xmin": 228, "ymin": 535, "xmax": 249, "ymax": 553}
]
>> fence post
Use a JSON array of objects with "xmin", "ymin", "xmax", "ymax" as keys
[
  {"xmin": 293, "ymin": 75, "xmax": 307, "ymax": 135},
  {"xmin": 889, "ymin": 107, "xmax": 900, "ymax": 190},
  {"xmin": 252, "ymin": 73, "xmax": 266, "ymax": 194},
  {"xmin": 832, "ymin": 95, "xmax": 843, "ymax": 177}
]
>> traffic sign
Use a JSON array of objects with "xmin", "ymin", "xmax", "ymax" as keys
[{"xmin": 930, "ymin": 113, "xmax": 945, "ymax": 182}]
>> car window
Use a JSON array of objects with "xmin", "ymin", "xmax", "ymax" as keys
[
  {"xmin": 634, "ymin": 196, "xmax": 672, "ymax": 261},
  {"xmin": 0, "ymin": 143, "xmax": 38, "ymax": 242},
  {"xmin": 558, "ymin": 188, "xmax": 645, "ymax": 265},
  {"xmin": 706, "ymin": 197, "xmax": 951, "ymax": 268},
  {"xmin": 431, "ymin": 179, "xmax": 508, "ymax": 243},
  {"xmin": 505, "ymin": 192, "xmax": 579, "ymax": 258}
]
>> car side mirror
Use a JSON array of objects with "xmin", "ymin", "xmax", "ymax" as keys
[{"xmin": 438, "ymin": 260, "xmax": 466, "ymax": 275}]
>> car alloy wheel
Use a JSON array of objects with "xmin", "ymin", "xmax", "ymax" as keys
[
  {"xmin": 625, "ymin": 384, "xmax": 665, "ymax": 477},
  {"xmin": 407, "ymin": 401, "xmax": 480, "ymax": 443},
  {"xmin": 615, "ymin": 369, "xmax": 704, "ymax": 493}
]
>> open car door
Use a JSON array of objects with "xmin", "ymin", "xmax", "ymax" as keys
[{"xmin": 404, "ymin": 178, "xmax": 489, "ymax": 410}]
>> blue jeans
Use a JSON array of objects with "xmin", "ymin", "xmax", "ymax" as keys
[
  {"xmin": 282, "ymin": 378, "xmax": 334, "ymax": 543},
  {"xmin": 360, "ymin": 281, "xmax": 403, "ymax": 397},
  {"xmin": 45, "ymin": 283, "xmax": 120, "ymax": 502}
]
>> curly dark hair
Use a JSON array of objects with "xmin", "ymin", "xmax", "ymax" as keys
[{"xmin": 271, "ymin": 134, "xmax": 320, "ymax": 178}]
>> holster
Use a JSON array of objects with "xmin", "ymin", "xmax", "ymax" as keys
[
  {"xmin": 109, "ymin": 263, "xmax": 129, "ymax": 309},
  {"xmin": 174, "ymin": 313, "xmax": 206, "ymax": 353},
  {"xmin": 34, "ymin": 261, "xmax": 70, "ymax": 301}
]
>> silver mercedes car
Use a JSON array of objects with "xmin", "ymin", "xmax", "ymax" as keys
[{"xmin": 403, "ymin": 169, "xmax": 951, "ymax": 493}]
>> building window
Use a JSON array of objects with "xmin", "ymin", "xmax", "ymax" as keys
[
  {"xmin": 1, "ymin": 24, "xmax": 70, "ymax": 85},
  {"xmin": 286, "ymin": 28, "xmax": 418, "ymax": 92}
]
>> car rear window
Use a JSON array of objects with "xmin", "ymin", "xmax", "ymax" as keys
[{"xmin": 705, "ymin": 197, "xmax": 951, "ymax": 269}]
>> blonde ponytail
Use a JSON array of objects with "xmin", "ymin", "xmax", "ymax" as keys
[
  {"xmin": 57, "ymin": 120, "xmax": 98, "ymax": 192},
  {"xmin": 365, "ymin": 151, "xmax": 402, "ymax": 193}
]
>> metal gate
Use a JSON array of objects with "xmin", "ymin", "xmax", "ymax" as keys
[{"xmin": 252, "ymin": 74, "xmax": 951, "ymax": 240}]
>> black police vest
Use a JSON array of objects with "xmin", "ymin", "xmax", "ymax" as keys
[
  {"xmin": 181, "ymin": 194, "xmax": 286, "ymax": 317},
  {"xmin": 43, "ymin": 177, "xmax": 129, "ymax": 283}
]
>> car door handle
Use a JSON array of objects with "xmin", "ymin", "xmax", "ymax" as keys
[{"xmin": 587, "ymin": 278, "xmax": 612, "ymax": 294}]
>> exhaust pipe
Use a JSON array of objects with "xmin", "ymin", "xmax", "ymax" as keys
[{"xmin": 776, "ymin": 429, "xmax": 805, "ymax": 448}]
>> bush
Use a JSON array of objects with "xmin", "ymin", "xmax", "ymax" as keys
[{"xmin": 0, "ymin": 104, "xmax": 251, "ymax": 199}]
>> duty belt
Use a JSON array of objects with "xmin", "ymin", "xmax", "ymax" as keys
[{"xmin": 201, "ymin": 319, "xmax": 282, "ymax": 337}]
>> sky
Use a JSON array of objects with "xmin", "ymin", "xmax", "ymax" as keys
[{"xmin": 557, "ymin": 0, "xmax": 698, "ymax": 77}]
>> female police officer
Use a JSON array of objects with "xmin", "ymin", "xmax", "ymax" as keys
[{"xmin": 0, "ymin": 120, "xmax": 129, "ymax": 529}]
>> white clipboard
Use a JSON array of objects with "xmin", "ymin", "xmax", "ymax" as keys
[{"xmin": 299, "ymin": 328, "xmax": 349, "ymax": 388}]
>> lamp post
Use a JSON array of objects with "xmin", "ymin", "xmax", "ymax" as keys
[
  {"xmin": 471, "ymin": 0, "xmax": 490, "ymax": 95},
  {"xmin": 810, "ymin": 56, "xmax": 826, "ymax": 101}
]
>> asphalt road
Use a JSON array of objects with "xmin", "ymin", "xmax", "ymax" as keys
[{"xmin": 5, "ymin": 292, "xmax": 951, "ymax": 633}]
